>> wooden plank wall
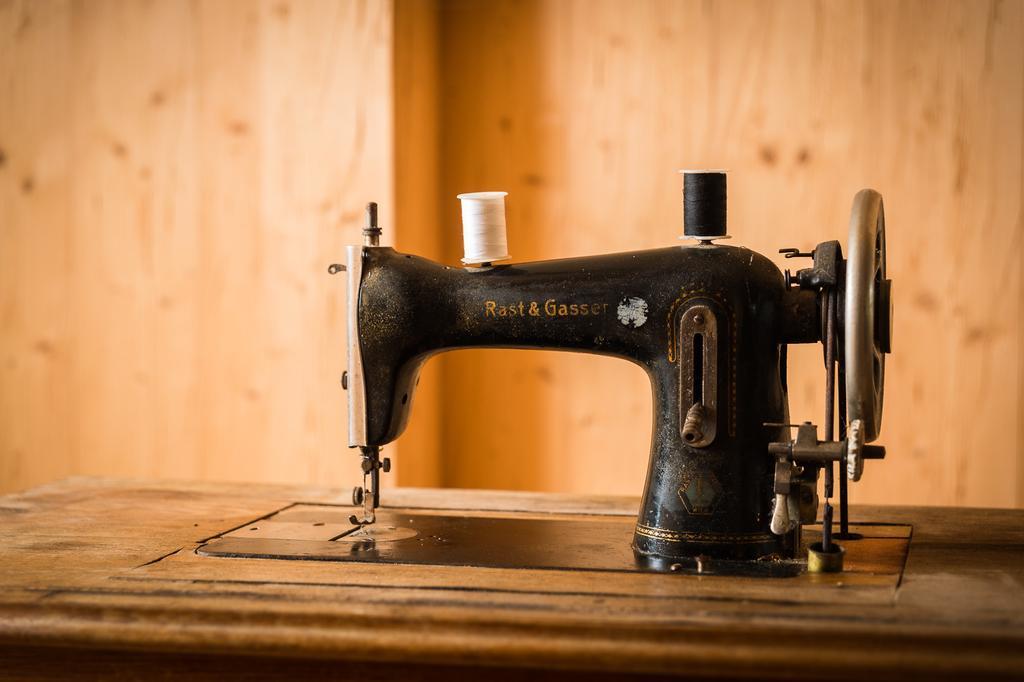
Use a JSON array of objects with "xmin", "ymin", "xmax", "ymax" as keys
[
  {"xmin": 429, "ymin": 0, "xmax": 1024, "ymax": 507},
  {"xmin": 3, "ymin": 0, "xmax": 1022, "ymax": 510},
  {"xmin": 0, "ymin": 0, "xmax": 392, "ymax": 494},
  {"xmin": 392, "ymin": 0, "xmax": 444, "ymax": 487}
]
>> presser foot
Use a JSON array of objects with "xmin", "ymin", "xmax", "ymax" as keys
[{"xmin": 348, "ymin": 446, "xmax": 390, "ymax": 527}]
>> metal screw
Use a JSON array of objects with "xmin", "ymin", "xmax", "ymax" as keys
[
  {"xmin": 351, "ymin": 487, "xmax": 364, "ymax": 505},
  {"xmin": 341, "ymin": 371, "xmax": 348, "ymax": 390},
  {"xmin": 693, "ymin": 314, "xmax": 704, "ymax": 325},
  {"xmin": 382, "ymin": 457, "xmax": 391, "ymax": 473}
]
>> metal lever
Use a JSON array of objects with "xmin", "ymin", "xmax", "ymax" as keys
[
  {"xmin": 770, "ymin": 494, "xmax": 793, "ymax": 535},
  {"xmin": 779, "ymin": 248, "xmax": 814, "ymax": 259},
  {"xmin": 768, "ymin": 421, "xmax": 884, "ymax": 479},
  {"xmin": 679, "ymin": 304, "xmax": 718, "ymax": 447},
  {"xmin": 682, "ymin": 403, "xmax": 706, "ymax": 444},
  {"xmin": 767, "ymin": 421, "xmax": 885, "ymax": 537},
  {"xmin": 770, "ymin": 455, "xmax": 800, "ymax": 535}
]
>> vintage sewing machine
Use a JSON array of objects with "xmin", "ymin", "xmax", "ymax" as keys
[
  {"xmin": 334, "ymin": 171, "xmax": 893, "ymax": 574},
  {"xmin": 8, "ymin": 174, "xmax": 1024, "ymax": 680}
]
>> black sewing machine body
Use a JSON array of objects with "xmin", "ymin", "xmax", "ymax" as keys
[
  {"xmin": 341, "ymin": 173, "xmax": 890, "ymax": 571},
  {"xmin": 348, "ymin": 243, "xmax": 819, "ymax": 561}
]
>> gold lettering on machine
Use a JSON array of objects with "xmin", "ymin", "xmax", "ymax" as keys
[{"xmin": 484, "ymin": 299, "xmax": 610, "ymax": 318}]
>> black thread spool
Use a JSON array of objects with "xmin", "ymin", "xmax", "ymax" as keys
[{"xmin": 682, "ymin": 171, "xmax": 727, "ymax": 240}]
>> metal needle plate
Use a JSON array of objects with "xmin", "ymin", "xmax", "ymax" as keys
[{"xmin": 196, "ymin": 504, "xmax": 910, "ymax": 578}]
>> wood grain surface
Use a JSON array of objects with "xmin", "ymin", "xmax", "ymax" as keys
[
  {"xmin": 0, "ymin": 0, "xmax": 392, "ymax": 494},
  {"xmin": 430, "ymin": 0, "xmax": 1024, "ymax": 506},
  {"xmin": 0, "ymin": 479, "xmax": 1022, "ymax": 680},
  {"xmin": 2, "ymin": 1, "xmax": 1023, "ymax": 511},
  {"xmin": 393, "ymin": 0, "xmax": 444, "ymax": 487}
]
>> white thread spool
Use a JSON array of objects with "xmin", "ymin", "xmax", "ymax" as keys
[{"xmin": 457, "ymin": 191, "xmax": 510, "ymax": 264}]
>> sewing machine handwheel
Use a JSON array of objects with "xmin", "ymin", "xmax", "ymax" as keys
[{"xmin": 844, "ymin": 189, "xmax": 891, "ymax": 444}]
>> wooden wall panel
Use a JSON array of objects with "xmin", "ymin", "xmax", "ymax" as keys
[
  {"xmin": 433, "ymin": 0, "xmax": 1024, "ymax": 507},
  {"xmin": 0, "ymin": 0, "xmax": 74, "ymax": 491},
  {"xmin": 3, "ymin": 0, "xmax": 1022, "ymax": 511},
  {"xmin": 0, "ymin": 0, "xmax": 392, "ymax": 494},
  {"xmin": 393, "ymin": 0, "xmax": 443, "ymax": 487}
]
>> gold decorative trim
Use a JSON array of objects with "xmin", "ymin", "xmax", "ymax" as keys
[{"xmin": 635, "ymin": 523, "xmax": 774, "ymax": 544}]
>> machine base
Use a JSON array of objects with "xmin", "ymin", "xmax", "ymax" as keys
[{"xmin": 197, "ymin": 503, "xmax": 909, "ymax": 579}]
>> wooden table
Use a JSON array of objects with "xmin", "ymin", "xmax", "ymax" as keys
[{"xmin": 0, "ymin": 478, "xmax": 1021, "ymax": 680}]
